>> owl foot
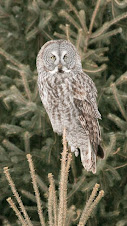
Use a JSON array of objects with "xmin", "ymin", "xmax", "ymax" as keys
[{"xmin": 71, "ymin": 146, "xmax": 79, "ymax": 157}]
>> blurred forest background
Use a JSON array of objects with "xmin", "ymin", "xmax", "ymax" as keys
[{"xmin": 0, "ymin": 0, "xmax": 127, "ymax": 225}]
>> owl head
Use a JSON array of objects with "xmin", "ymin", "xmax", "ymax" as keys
[{"xmin": 36, "ymin": 40, "xmax": 82, "ymax": 76}]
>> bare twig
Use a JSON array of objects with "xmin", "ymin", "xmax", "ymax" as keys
[
  {"xmin": 59, "ymin": 10, "xmax": 80, "ymax": 30},
  {"xmin": 27, "ymin": 154, "xmax": 45, "ymax": 226},
  {"xmin": 85, "ymin": 0, "xmax": 102, "ymax": 49},
  {"xmin": 89, "ymin": 0, "xmax": 102, "ymax": 35},
  {"xmin": 48, "ymin": 173, "xmax": 58, "ymax": 226},
  {"xmin": 63, "ymin": 152, "xmax": 72, "ymax": 225},
  {"xmin": 0, "ymin": 47, "xmax": 22, "ymax": 68},
  {"xmin": 83, "ymin": 64, "xmax": 107, "ymax": 73},
  {"xmin": 78, "ymin": 184, "xmax": 104, "ymax": 225},
  {"xmin": 65, "ymin": 24, "xmax": 70, "ymax": 41},
  {"xmin": 58, "ymin": 128, "xmax": 68, "ymax": 226},
  {"xmin": 65, "ymin": 0, "xmax": 87, "ymax": 33},
  {"xmin": 114, "ymin": 0, "xmax": 127, "ymax": 8},
  {"xmin": 4, "ymin": 167, "xmax": 32, "ymax": 226},
  {"xmin": 48, "ymin": 185, "xmax": 54, "ymax": 226},
  {"xmin": 89, "ymin": 27, "xmax": 122, "ymax": 45},
  {"xmin": 92, "ymin": 11, "xmax": 127, "ymax": 38},
  {"xmin": 7, "ymin": 198, "xmax": 26, "ymax": 226}
]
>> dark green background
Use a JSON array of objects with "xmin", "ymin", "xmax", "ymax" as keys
[{"xmin": 0, "ymin": 0, "xmax": 127, "ymax": 225}]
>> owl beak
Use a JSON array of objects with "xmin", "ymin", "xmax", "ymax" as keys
[{"xmin": 58, "ymin": 64, "xmax": 63, "ymax": 73}]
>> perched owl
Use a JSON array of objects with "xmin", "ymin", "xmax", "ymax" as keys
[{"xmin": 36, "ymin": 40, "xmax": 104, "ymax": 174}]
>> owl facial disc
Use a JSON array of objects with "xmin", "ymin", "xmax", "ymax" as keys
[{"xmin": 37, "ymin": 40, "xmax": 81, "ymax": 75}]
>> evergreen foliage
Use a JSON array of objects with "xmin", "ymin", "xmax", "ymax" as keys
[{"xmin": 0, "ymin": 0, "xmax": 127, "ymax": 225}]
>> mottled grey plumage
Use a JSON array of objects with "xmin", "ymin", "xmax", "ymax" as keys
[{"xmin": 36, "ymin": 40, "xmax": 104, "ymax": 174}]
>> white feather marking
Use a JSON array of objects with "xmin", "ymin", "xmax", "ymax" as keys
[
  {"xmin": 49, "ymin": 66, "xmax": 71, "ymax": 75},
  {"xmin": 87, "ymin": 138, "xmax": 92, "ymax": 164},
  {"xmin": 80, "ymin": 138, "xmax": 96, "ymax": 173},
  {"xmin": 49, "ymin": 67, "xmax": 58, "ymax": 75},
  {"xmin": 62, "ymin": 66, "xmax": 71, "ymax": 72},
  {"xmin": 61, "ymin": 50, "xmax": 67, "ymax": 58}
]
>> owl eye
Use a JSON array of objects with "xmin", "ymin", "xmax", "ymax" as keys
[
  {"xmin": 63, "ymin": 54, "xmax": 68, "ymax": 60},
  {"xmin": 50, "ymin": 55, "xmax": 56, "ymax": 60}
]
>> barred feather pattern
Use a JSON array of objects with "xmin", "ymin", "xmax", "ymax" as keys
[{"xmin": 37, "ymin": 40, "xmax": 103, "ymax": 174}]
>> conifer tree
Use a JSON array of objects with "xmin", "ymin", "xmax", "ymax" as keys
[{"xmin": 0, "ymin": 0, "xmax": 127, "ymax": 225}]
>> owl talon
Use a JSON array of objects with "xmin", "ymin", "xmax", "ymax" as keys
[
  {"xmin": 75, "ymin": 150, "xmax": 79, "ymax": 157},
  {"xmin": 71, "ymin": 146, "xmax": 79, "ymax": 157},
  {"xmin": 71, "ymin": 146, "xmax": 76, "ymax": 153}
]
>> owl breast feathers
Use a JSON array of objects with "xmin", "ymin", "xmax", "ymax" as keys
[{"xmin": 36, "ymin": 39, "xmax": 104, "ymax": 174}]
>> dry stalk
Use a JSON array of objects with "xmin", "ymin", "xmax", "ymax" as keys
[
  {"xmin": 48, "ymin": 173, "xmax": 58, "ymax": 226},
  {"xmin": 48, "ymin": 184, "xmax": 54, "ymax": 226},
  {"xmin": 63, "ymin": 153, "xmax": 72, "ymax": 226},
  {"xmin": 3, "ymin": 167, "xmax": 32, "ymax": 226},
  {"xmin": 83, "ymin": 190, "xmax": 104, "ymax": 225},
  {"xmin": 58, "ymin": 128, "xmax": 68, "ymax": 226},
  {"xmin": 27, "ymin": 154, "xmax": 45, "ymax": 226},
  {"xmin": 78, "ymin": 184, "xmax": 104, "ymax": 225},
  {"xmin": 7, "ymin": 198, "xmax": 26, "ymax": 226},
  {"xmin": 79, "ymin": 183, "xmax": 100, "ymax": 224},
  {"xmin": 4, "ymin": 130, "xmax": 104, "ymax": 226}
]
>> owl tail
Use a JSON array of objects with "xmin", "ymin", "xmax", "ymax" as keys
[{"xmin": 80, "ymin": 139, "xmax": 96, "ymax": 174}]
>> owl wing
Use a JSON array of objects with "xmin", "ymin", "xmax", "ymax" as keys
[{"xmin": 72, "ymin": 72, "xmax": 101, "ymax": 154}]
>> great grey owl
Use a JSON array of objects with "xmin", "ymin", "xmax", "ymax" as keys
[{"xmin": 36, "ymin": 40, "xmax": 104, "ymax": 174}]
